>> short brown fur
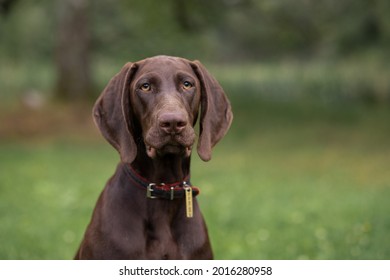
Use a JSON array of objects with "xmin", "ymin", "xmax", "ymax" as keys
[{"xmin": 75, "ymin": 55, "xmax": 232, "ymax": 259}]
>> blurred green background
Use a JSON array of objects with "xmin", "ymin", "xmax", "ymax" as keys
[{"xmin": 1, "ymin": 0, "xmax": 390, "ymax": 259}]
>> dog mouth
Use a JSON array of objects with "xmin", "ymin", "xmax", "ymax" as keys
[{"xmin": 146, "ymin": 144, "xmax": 192, "ymax": 158}]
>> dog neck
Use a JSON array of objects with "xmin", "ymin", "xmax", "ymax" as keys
[{"xmin": 131, "ymin": 143, "xmax": 191, "ymax": 185}]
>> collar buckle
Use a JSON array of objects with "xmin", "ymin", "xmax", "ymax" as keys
[{"xmin": 146, "ymin": 183, "xmax": 157, "ymax": 199}]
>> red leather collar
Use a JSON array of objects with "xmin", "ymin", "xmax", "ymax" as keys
[{"xmin": 125, "ymin": 164, "xmax": 200, "ymax": 200}]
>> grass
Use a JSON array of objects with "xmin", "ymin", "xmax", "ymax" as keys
[
  {"xmin": 1, "ymin": 59, "xmax": 390, "ymax": 259},
  {"xmin": 1, "ymin": 99, "xmax": 390, "ymax": 259},
  {"xmin": 196, "ymin": 98, "xmax": 390, "ymax": 259},
  {"xmin": 0, "ymin": 140, "xmax": 117, "ymax": 259}
]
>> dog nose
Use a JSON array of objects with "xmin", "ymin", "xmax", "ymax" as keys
[{"xmin": 159, "ymin": 112, "xmax": 188, "ymax": 134}]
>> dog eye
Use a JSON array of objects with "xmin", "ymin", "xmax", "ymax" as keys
[
  {"xmin": 140, "ymin": 83, "xmax": 151, "ymax": 92},
  {"xmin": 182, "ymin": 81, "xmax": 193, "ymax": 90}
]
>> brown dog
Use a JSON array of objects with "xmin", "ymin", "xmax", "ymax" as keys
[{"xmin": 75, "ymin": 55, "xmax": 233, "ymax": 259}]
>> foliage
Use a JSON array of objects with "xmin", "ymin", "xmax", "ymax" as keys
[{"xmin": 1, "ymin": 0, "xmax": 389, "ymax": 63}]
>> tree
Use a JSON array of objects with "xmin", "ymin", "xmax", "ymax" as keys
[
  {"xmin": 0, "ymin": 0, "xmax": 18, "ymax": 16},
  {"xmin": 55, "ymin": 0, "xmax": 92, "ymax": 100}
]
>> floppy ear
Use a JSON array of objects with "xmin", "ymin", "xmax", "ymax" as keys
[
  {"xmin": 92, "ymin": 62, "xmax": 138, "ymax": 163},
  {"xmin": 191, "ymin": 61, "xmax": 233, "ymax": 161}
]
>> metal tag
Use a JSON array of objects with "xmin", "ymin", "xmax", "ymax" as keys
[{"xmin": 184, "ymin": 186, "xmax": 193, "ymax": 218}]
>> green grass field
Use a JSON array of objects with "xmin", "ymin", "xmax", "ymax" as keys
[
  {"xmin": 1, "ymin": 61, "xmax": 390, "ymax": 259},
  {"xmin": 1, "ymin": 100, "xmax": 389, "ymax": 259}
]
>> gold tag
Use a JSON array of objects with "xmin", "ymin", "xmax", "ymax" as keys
[{"xmin": 184, "ymin": 186, "xmax": 193, "ymax": 218}]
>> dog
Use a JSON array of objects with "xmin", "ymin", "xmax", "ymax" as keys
[{"xmin": 75, "ymin": 55, "xmax": 233, "ymax": 259}]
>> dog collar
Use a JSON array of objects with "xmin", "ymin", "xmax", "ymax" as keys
[{"xmin": 125, "ymin": 164, "xmax": 200, "ymax": 200}]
